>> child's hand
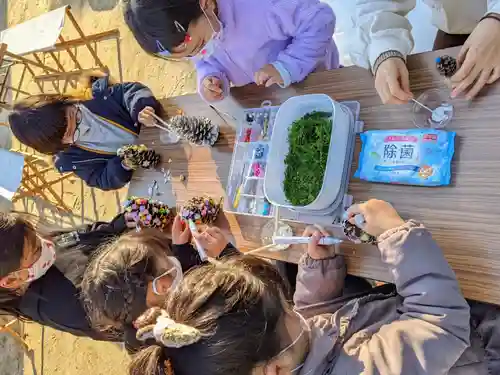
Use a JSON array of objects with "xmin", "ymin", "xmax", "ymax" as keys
[
  {"xmin": 202, "ymin": 76, "xmax": 224, "ymax": 101},
  {"xmin": 172, "ymin": 215, "xmax": 192, "ymax": 245},
  {"xmin": 193, "ymin": 226, "xmax": 228, "ymax": 258},
  {"xmin": 138, "ymin": 106, "xmax": 157, "ymax": 127},
  {"xmin": 303, "ymin": 225, "xmax": 335, "ymax": 260},
  {"xmin": 346, "ymin": 199, "xmax": 405, "ymax": 237},
  {"xmin": 254, "ymin": 64, "xmax": 284, "ymax": 87},
  {"xmin": 124, "ymin": 212, "xmax": 138, "ymax": 229}
]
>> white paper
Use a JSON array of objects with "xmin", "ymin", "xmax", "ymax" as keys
[
  {"xmin": 0, "ymin": 149, "xmax": 25, "ymax": 200},
  {"xmin": 0, "ymin": 6, "xmax": 67, "ymax": 56}
]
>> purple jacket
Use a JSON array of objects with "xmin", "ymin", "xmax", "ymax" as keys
[{"xmin": 196, "ymin": 0, "xmax": 339, "ymax": 101}]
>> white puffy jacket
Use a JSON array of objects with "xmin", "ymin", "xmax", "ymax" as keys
[{"xmin": 349, "ymin": 0, "xmax": 500, "ymax": 70}]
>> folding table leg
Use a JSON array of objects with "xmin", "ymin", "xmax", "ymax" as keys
[{"xmin": 65, "ymin": 7, "xmax": 105, "ymax": 69}]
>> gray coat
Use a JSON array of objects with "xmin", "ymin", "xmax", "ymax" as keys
[{"xmin": 294, "ymin": 221, "xmax": 500, "ymax": 375}]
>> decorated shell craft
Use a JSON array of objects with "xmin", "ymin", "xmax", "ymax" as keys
[
  {"xmin": 342, "ymin": 219, "xmax": 377, "ymax": 245},
  {"xmin": 123, "ymin": 196, "xmax": 174, "ymax": 230},
  {"xmin": 180, "ymin": 196, "xmax": 223, "ymax": 224}
]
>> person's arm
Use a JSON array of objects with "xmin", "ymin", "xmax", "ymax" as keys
[
  {"xmin": 111, "ymin": 81, "xmax": 162, "ymax": 124},
  {"xmin": 172, "ymin": 242, "xmax": 241, "ymax": 272},
  {"xmin": 55, "ymin": 154, "xmax": 133, "ymax": 191},
  {"xmin": 350, "ymin": 222, "xmax": 470, "ymax": 374},
  {"xmin": 293, "ymin": 254, "xmax": 346, "ymax": 319},
  {"xmin": 171, "ymin": 243, "xmax": 203, "ymax": 272},
  {"xmin": 196, "ymin": 59, "xmax": 230, "ymax": 102},
  {"xmin": 264, "ymin": 0, "xmax": 336, "ymax": 86},
  {"xmin": 88, "ymin": 213, "xmax": 128, "ymax": 234},
  {"xmin": 218, "ymin": 243, "xmax": 241, "ymax": 258},
  {"xmin": 349, "ymin": 0, "xmax": 416, "ymax": 72}
]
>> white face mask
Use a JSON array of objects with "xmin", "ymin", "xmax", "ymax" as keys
[
  {"xmin": 152, "ymin": 257, "xmax": 183, "ymax": 295},
  {"xmin": 191, "ymin": 6, "xmax": 223, "ymax": 62},
  {"xmin": 26, "ymin": 238, "xmax": 57, "ymax": 283}
]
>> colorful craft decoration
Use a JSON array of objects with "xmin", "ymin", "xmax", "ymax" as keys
[
  {"xmin": 180, "ymin": 196, "xmax": 223, "ymax": 224},
  {"xmin": 123, "ymin": 197, "xmax": 174, "ymax": 230},
  {"xmin": 342, "ymin": 219, "xmax": 377, "ymax": 245}
]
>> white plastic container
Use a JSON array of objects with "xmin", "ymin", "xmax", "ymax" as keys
[{"xmin": 264, "ymin": 94, "xmax": 351, "ymax": 211}]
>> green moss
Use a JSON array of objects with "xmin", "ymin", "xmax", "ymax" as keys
[{"xmin": 283, "ymin": 112, "xmax": 332, "ymax": 206}]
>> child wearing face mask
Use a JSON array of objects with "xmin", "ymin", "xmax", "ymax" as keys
[
  {"xmin": 81, "ymin": 215, "xmax": 240, "ymax": 353},
  {"xmin": 127, "ymin": 199, "xmax": 500, "ymax": 375},
  {"xmin": 124, "ymin": 0, "xmax": 339, "ymax": 102},
  {"xmin": 8, "ymin": 73, "xmax": 162, "ymax": 191},
  {"xmin": 0, "ymin": 211, "xmax": 138, "ymax": 340}
]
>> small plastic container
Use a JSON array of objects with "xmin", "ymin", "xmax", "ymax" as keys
[
  {"xmin": 412, "ymin": 89, "xmax": 454, "ymax": 129},
  {"xmin": 264, "ymin": 94, "xmax": 352, "ymax": 211},
  {"xmin": 226, "ymin": 106, "xmax": 279, "ymax": 218}
]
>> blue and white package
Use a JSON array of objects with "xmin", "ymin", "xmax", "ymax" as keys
[{"xmin": 355, "ymin": 129, "xmax": 456, "ymax": 186}]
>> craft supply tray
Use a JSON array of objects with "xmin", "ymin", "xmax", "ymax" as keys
[
  {"xmin": 225, "ymin": 105, "xmax": 279, "ymax": 217},
  {"xmin": 225, "ymin": 101, "xmax": 363, "ymax": 225}
]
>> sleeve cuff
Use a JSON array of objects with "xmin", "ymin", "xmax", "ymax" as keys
[
  {"xmin": 272, "ymin": 61, "xmax": 292, "ymax": 88},
  {"xmin": 368, "ymin": 36, "xmax": 413, "ymax": 72},
  {"xmin": 299, "ymin": 253, "xmax": 345, "ymax": 270},
  {"xmin": 218, "ymin": 243, "xmax": 241, "ymax": 258},
  {"xmin": 377, "ymin": 220, "xmax": 423, "ymax": 243}
]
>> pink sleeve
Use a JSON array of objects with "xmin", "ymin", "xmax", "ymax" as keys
[
  {"xmin": 293, "ymin": 253, "xmax": 346, "ymax": 319},
  {"xmin": 265, "ymin": 0, "xmax": 337, "ymax": 84}
]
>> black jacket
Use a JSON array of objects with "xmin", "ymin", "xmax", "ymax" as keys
[{"xmin": 3, "ymin": 214, "xmax": 129, "ymax": 341}]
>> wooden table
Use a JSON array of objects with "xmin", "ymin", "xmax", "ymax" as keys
[{"xmin": 129, "ymin": 47, "xmax": 500, "ymax": 304}]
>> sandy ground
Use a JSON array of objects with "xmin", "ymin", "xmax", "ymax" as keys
[{"xmin": 1, "ymin": 0, "xmax": 196, "ymax": 374}]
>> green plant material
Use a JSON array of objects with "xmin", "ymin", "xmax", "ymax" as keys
[{"xmin": 283, "ymin": 111, "xmax": 332, "ymax": 206}]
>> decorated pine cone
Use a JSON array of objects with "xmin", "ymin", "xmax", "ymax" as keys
[
  {"xmin": 435, "ymin": 55, "xmax": 457, "ymax": 78},
  {"xmin": 168, "ymin": 115, "xmax": 219, "ymax": 146},
  {"xmin": 342, "ymin": 219, "xmax": 377, "ymax": 245},
  {"xmin": 118, "ymin": 144, "xmax": 161, "ymax": 170},
  {"xmin": 180, "ymin": 196, "xmax": 223, "ymax": 224},
  {"xmin": 124, "ymin": 196, "xmax": 174, "ymax": 230}
]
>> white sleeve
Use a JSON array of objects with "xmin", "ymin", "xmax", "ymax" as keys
[
  {"xmin": 348, "ymin": 0, "xmax": 416, "ymax": 70},
  {"xmin": 487, "ymin": 0, "xmax": 500, "ymax": 14}
]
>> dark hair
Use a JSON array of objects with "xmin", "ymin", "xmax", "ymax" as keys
[
  {"xmin": 0, "ymin": 213, "xmax": 37, "ymax": 316},
  {"xmin": 0, "ymin": 213, "xmax": 37, "ymax": 279},
  {"xmin": 129, "ymin": 256, "xmax": 290, "ymax": 375},
  {"xmin": 124, "ymin": 0, "xmax": 203, "ymax": 54},
  {"xmin": 9, "ymin": 94, "xmax": 77, "ymax": 155},
  {"xmin": 0, "ymin": 211, "xmax": 130, "ymax": 320},
  {"xmin": 81, "ymin": 229, "xmax": 174, "ymax": 331}
]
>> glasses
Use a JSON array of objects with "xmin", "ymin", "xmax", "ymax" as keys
[{"xmin": 72, "ymin": 107, "xmax": 82, "ymax": 143}]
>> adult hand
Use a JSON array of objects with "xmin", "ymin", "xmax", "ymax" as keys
[
  {"xmin": 172, "ymin": 215, "xmax": 191, "ymax": 245},
  {"xmin": 201, "ymin": 76, "xmax": 224, "ymax": 102},
  {"xmin": 254, "ymin": 64, "xmax": 284, "ymax": 87},
  {"xmin": 374, "ymin": 58, "xmax": 413, "ymax": 104},
  {"xmin": 303, "ymin": 225, "xmax": 335, "ymax": 260},
  {"xmin": 450, "ymin": 18, "xmax": 500, "ymax": 100},
  {"xmin": 193, "ymin": 226, "xmax": 228, "ymax": 258},
  {"xmin": 346, "ymin": 199, "xmax": 405, "ymax": 237},
  {"xmin": 138, "ymin": 106, "xmax": 157, "ymax": 127}
]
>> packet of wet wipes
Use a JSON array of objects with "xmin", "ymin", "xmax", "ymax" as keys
[{"xmin": 355, "ymin": 129, "xmax": 456, "ymax": 186}]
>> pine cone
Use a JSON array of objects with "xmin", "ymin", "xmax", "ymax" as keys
[
  {"xmin": 436, "ymin": 55, "xmax": 457, "ymax": 78},
  {"xmin": 168, "ymin": 115, "xmax": 219, "ymax": 146},
  {"xmin": 118, "ymin": 144, "xmax": 161, "ymax": 170},
  {"xmin": 180, "ymin": 196, "xmax": 223, "ymax": 224},
  {"xmin": 342, "ymin": 220, "xmax": 377, "ymax": 245},
  {"xmin": 124, "ymin": 196, "xmax": 174, "ymax": 230}
]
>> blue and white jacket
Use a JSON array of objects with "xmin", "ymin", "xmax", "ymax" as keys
[{"xmin": 55, "ymin": 77, "xmax": 161, "ymax": 191}]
